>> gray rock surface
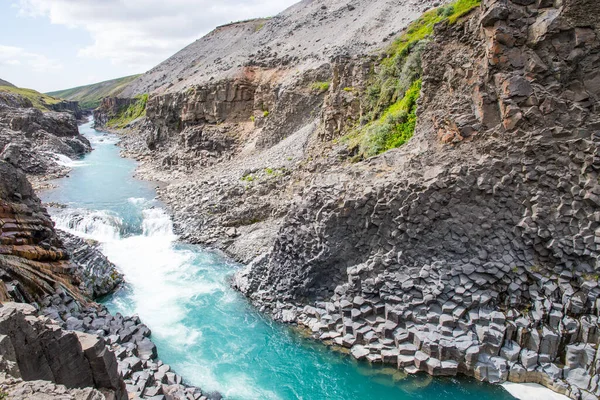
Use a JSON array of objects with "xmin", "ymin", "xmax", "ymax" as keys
[
  {"xmin": 39, "ymin": 290, "xmax": 212, "ymax": 400},
  {"xmin": 103, "ymin": 0, "xmax": 600, "ymax": 398},
  {"xmin": 0, "ymin": 90, "xmax": 90, "ymax": 184},
  {"xmin": 0, "ymin": 302, "xmax": 127, "ymax": 399}
]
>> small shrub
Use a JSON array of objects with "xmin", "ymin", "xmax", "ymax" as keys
[
  {"xmin": 311, "ymin": 82, "xmax": 330, "ymax": 92},
  {"xmin": 265, "ymin": 168, "xmax": 274, "ymax": 174},
  {"xmin": 263, "ymin": 110, "xmax": 269, "ymax": 117},
  {"xmin": 250, "ymin": 115, "xmax": 255, "ymax": 122}
]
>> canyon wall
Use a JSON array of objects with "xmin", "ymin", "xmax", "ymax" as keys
[
  {"xmin": 92, "ymin": 0, "xmax": 600, "ymax": 398},
  {"xmin": 234, "ymin": 0, "xmax": 600, "ymax": 398}
]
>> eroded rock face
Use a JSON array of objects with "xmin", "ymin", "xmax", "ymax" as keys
[
  {"xmin": 0, "ymin": 161, "xmax": 81, "ymax": 303},
  {"xmin": 57, "ymin": 230, "xmax": 123, "ymax": 299},
  {"xmin": 0, "ymin": 302, "xmax": 126, "ymax": 399},
  {"xmin": 0, "ymin": 91, "xmax": 90, "ymax": 177},
  {"xmin": 234, "ymin": 0, "xmax": 600, "ymax": 398}
]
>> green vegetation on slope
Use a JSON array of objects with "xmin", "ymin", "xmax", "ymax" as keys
[
  {"xmin": 346, "ymin": 0, "xmax": 481, "ymax": 160},
  {"xmin": 0, "ymin": 85, "xmax": 63, "ymax": 112},
  {"xmin": 107, "ymin": 94, "xmax": 148, "ymax": 129},
  {"xmin": 48, "ymin": 74, "xmax": 141, "ymax": 110}
]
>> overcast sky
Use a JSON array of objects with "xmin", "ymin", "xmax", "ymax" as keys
[{"xmin": 0, "ymin": 0, "xmax": 298, "ymax": 93}]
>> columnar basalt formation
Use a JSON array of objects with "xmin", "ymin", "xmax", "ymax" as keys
[
  {"xmin": 0, "ymin": 302, "xmax": 127, "ymax": 399},
  {"xmin": 232, "ymin": 0, "xmax": 600, "ymax": 398},
  {"xmin": 86, "ymin": 0, "xmax": 599, "ymax": 397}
]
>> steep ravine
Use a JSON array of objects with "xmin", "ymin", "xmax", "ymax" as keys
[{"xmin": 92, "ymin": 0, "xmax": 600, "ymax": 398}]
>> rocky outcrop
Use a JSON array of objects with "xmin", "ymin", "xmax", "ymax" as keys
[
  {"xmin": 47, "ymin": 100, "xmax": 83, "ymax": 121},
  {"xmin": 93, "ymin": 97, "xmax": 137, "ymax": 129},
  {"xmin": 40, "ymin": 290, "xmax": 212, "ymax": 400},
  {"xmin": 0, "ymin": 302, "xmax": 127, "ymax": 399},
  {"xmin": 57, "ymin": 230, "xmax": 123, "ymax": 299},
  {"xmin": 232, "ymin": 0, "xmax": 600, "ymax": 398},
  {"xmin": 0, "ymin": 161, "xmax": 83, "ymax": 303},
  {"xmin": 0, "ymin": 91, "xmax": 90, "ymax": 179}
]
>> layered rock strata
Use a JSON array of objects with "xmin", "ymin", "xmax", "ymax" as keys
[{"xmin": 0, "ymin": 160, "xmax": 82, "ymax": 303}]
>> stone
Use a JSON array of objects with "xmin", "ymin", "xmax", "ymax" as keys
[{"xmin": 351, "ymin": 345, "xmax": 370, "ymax": 360}]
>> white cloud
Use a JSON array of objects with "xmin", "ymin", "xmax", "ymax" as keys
[
  {"xmin": 0, "ymin": 45, "xmax": 63, "ymax": 72},
  {"xmin": 17, "ymin": 0, "xmax": 298, "ymax": 71}
]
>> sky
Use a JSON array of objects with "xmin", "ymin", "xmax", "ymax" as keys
[{"xmin": 0, "ymin": 0, "xmax": 298, "ymax": 93}]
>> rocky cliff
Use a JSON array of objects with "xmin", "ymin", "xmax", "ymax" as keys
[
  {"xmin": 91, "ymin": 0, "xmax": 599, "ymax": 397},
  {"xmin": 0, "ymin": 302, "xmax": 127, "ymax": 399},
  {"xmin": 0, "ymin": 90, "xmax": 90, "ymax": 185}
]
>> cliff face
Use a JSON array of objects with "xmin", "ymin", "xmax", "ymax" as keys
[
  {"xmin": 0, "ymin": 160, "xmax": 81, "ymax": 303},
  {"xmin": 0, "ymin": 91, "xmax": 90, "ymax": 180},
  {"xmin": 0, "ymin": 302, "xmax": 127, "ymax": 399},
  {"xmin": 234, "ymin": 0, "xmax": 600, "ymax": 397},
  {"xmin": 90, "ymin": 0, "xmax": 600, "ymax": 397}
]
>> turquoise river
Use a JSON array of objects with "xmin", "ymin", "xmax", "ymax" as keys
[{"xmin": 41, "ymin": 121, "xmax": 517, "ymax": 400}]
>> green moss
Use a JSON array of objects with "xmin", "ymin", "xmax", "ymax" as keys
[
  {"xmin": 344, "ymin": 0, "xmax": 480, "ymax": 160},
  {"xmin": 107, "ymin": 94, "xmax": 148, "ymax": 129},
  {"xmin": 347, "ymin": 80, "xmax": 421, "ymax": 159},
  {"xmin": 241, "ymin": 174, "xmax": 256, "ymax": 182},
  {"xmin": 311, "ymin": 82, "xmax": 330, "ymax": 92},
  {"xmin": 265, "ymin": 168, "xmax": 274, "ymax": 175},
  {"xmin": 263, "ymin": 110, "xmax": 270, "ymax": 117},
  {"xmin": 0, "ymin": 85, "xmax": 63, "ymax": 111}
]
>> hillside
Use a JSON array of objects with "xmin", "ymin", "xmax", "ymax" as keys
[
  {"xmin": 48, "ymin": 74, "xmax": 141, "ymax": 110},
  {"xmin": 120, "ymin": 0, "xmax": 438, "ymax": 97},
  {"xmin": 0, "ymin": 85, "xmax": 67, "ymax": 112},
  {"xmin": 0, "ymin": 78, "xmax": 15, "ymax": 87}
]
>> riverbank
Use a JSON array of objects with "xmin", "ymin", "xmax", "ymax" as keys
[{"xmin": 43, "ymin": 121, "xmax": 521, "ymax": 399}]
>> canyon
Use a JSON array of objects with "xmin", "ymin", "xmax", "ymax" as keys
[{"xmin": 0, "ymin": 0, "xmax": 599, "ymax": 398}]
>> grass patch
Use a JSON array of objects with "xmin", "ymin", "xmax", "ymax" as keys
[
  {"xmin": 344, "ymin": 0, "xmax": 480, "ymax": 160},
  {"xmin": 346, "ymin": 80, "xmax": 421, "ymax": 159},
  {"xmin": 107, "ymin": 94, "xmax": 148, "ymax": 129},
  {"xmin": 311, "ymin": 82, "xmax": 330, "ymax": 93},
  {"xmin": 255, "ymin": 22, "xmax": 266, "ymax": 32},
  {"xmin": 241, "ymin": 174, "xmax": 256, "ymax": 182},
  {"xmin": 0, "ymin": 85, "xmax": 63, "ymax": 111}
]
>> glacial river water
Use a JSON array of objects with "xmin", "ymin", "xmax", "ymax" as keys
[{"xmin": 41, "ymin": 121, "xmax": 516, "ymax": 400}]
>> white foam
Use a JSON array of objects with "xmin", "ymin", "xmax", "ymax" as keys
[
  {"xmin": 141, "ymin": 208, "xmax": 175, "ymax": 238},
  {"xmin": 128, "ymin": 197, "xmax": 148, "ymax": 206},
  {"xmin": 501, "ymin": 383, "xmax": 570, "ymax": 400},
  {"xmin": 87, "ymin": 134, "xmax": 120, "ymax": 145},
  {"xmin": 48, "ymin": 152, "xmax": 88, "ymax": 168},
  {"xmin": 178, "ymin": 363, "xmax": 282, "ymax": 400},
  {"xmin": 52, "ymin": 208, "xmax": 123, "ymax": 242}
]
